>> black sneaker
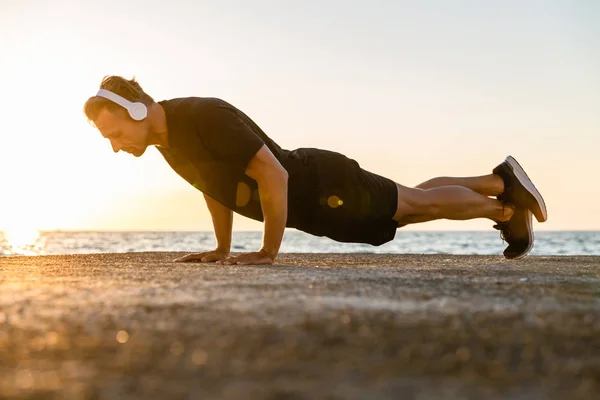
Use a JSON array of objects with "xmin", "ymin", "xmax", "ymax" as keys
[
  {"xmin": 493, "ymin": 207, "xmax": 534, "ymax": 259},
  {"xmin": 493, "ymin": 156, "xmax": 547, "ymax": 222}
]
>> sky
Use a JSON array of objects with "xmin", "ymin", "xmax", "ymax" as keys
[{"xmin": 0, "ymin": 0, "xmax": 599, "ymax": 232}]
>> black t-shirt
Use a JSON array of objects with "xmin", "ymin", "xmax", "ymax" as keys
[
  {"xmin": 156, "ymin": 97, "xmax": 400, "ymax": 246},
  {"xmin": 156, "ymin": 97, "xmax": 315, "ymax": 228}
]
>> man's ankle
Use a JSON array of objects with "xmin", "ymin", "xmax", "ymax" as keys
[
  {"xmin": 491, "ymin": 173, "xmax": 506, "ymax": 196},
  {"xmin": 495, "ymin": 203, "xmax": 514, "ymax": 223}
]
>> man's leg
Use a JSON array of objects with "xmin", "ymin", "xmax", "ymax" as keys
[
  {"xmin": 392, "ymin": 183, "xmax": 514, "ymax": 226},
  {"xmin": 392, "ymin": 157, "xmax": 545, "ymax": 260},
  {"xmin": 415, "ymin": 174, "xmax": 504, "ymax": 196}
]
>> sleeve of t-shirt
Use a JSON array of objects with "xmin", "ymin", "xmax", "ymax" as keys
[{"xmin": 198, "ymin": 104, "xmax": 265, "ymax": 171}]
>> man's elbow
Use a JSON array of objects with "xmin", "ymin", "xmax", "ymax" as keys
[
  {"xmin": 280, "ymin": 168, "xmax": 289, "ymax": 182},
  {"xmin": 258, "ymin": 168, "xmax": 288, "ymax": 196},
  {"xmin": 265, "ymin": 165, "xmax": 288, "ymax": 183},
  {"xmin": 270, "ymin": 169, "xmax": 288, "ymax": 188}
]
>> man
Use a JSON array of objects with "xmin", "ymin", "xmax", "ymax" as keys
[{"xmin": 84, "ymin": 76, "xmax": 547, "ymax": 265}]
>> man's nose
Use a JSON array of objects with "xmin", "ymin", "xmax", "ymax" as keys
[{"xmin": 111, "ymin": 140, "xmax": 121, "ymax": 153}]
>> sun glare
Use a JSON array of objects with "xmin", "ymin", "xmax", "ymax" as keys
[{"xmin": 1, "ymin": 229, "xmax": 44, "ymax": 256}]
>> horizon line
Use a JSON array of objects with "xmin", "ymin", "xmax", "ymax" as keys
[{"xmin": 3, "ymin": 229, "xmax": 598, "ymax": 234}]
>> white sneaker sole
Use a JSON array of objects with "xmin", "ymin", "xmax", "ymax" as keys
[
  {"xmin": 505, "ymin": 156, "xmax": 548, "ymax": 223},
  {"xmin": 510, "ymin": 209, "xmax": 534, "ymax": 260}
]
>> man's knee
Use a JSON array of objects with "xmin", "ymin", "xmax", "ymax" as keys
[
  {"xmin": 393, "ymin": 186, "xmax": 441, "ymax": 222},
  {"xmin": 402, "ymin": 187, "xmax": 441, "ymax": 214}
]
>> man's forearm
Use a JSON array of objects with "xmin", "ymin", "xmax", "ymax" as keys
[
  {"xmin": 203, "ymin": 193, "xmax": 233, "ymax": 252},
  {"xmin": 258, "ymin": 174, "xmax": 288, "ymax": 259}
]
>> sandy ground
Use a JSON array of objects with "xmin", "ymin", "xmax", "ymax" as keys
[{"xmin": 0, "ymin": 252, "xmax": 599, "ymax": 399}]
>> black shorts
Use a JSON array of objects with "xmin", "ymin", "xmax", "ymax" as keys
[{"xmin": 287, "ymin": 148, "xmax": 398, "ymax": 246}]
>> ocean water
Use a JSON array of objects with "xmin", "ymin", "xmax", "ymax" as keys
[{"xmin": 1, "ymin": 230, "xmax": 599, "ymax": 257}]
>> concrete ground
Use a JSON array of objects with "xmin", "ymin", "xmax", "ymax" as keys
[{"xmin": 0, "ymin": 253, "xmax": 599, "ymax": 399}]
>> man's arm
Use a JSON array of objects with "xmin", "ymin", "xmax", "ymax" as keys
[
  {"xmin": 203, "ymin": 193, "xmax": 233, "ymax": 253},
  {"xmin": 245, "ymin": 145, "xmax": 288, "ymax": 259},
  {"xmin": 218, "ymin": 144, "xmax": 288, "ymax": 264}
]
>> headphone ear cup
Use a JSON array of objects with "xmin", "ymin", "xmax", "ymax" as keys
[{"xmin": 129, "ymin": 102, "xmax": 148, "ymax": 121}]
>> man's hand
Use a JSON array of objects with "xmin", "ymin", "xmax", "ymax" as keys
[
  {"xmin": 173, "ymin": 248, "xmax": 229, "ymax": 263},
  {"xmin": 216, "ymin": 249, "xmax": 274, "ymax": 265}
]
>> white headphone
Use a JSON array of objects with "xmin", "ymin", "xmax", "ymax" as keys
[{"xmin": 95, "ymin": 89, "xmax": 148, "ymax": 121}]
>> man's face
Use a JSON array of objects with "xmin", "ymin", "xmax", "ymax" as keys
[{"xmin": 95, "ymin": 107, "xmax": 150, "ymax": 157}]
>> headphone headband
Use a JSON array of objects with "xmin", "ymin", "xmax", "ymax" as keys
[{"xmin": 95, "ymin": 89, "xmax": 148, "ymax": 121}]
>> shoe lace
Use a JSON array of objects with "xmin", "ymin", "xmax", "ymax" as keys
[
  {"xmin": 493, "ymin": 204, "xmax": 511, "ymax": 243},
  {"xmin": 493, "ymin": 221, "xmax": 511, "ymax": 243}
]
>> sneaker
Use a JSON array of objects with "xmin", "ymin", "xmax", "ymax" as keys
[
  {"xmin": 493, "ymin": 156, "xmax": 547, "ymax": 222},
  {"xmin": 493, "ymin": 207, "xmax": 534, "ymax": 259}
]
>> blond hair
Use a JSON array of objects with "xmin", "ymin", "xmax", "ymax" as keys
[{"xmin": 83, "ymin": 76, "xmax": 155, "ymax": 125}]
